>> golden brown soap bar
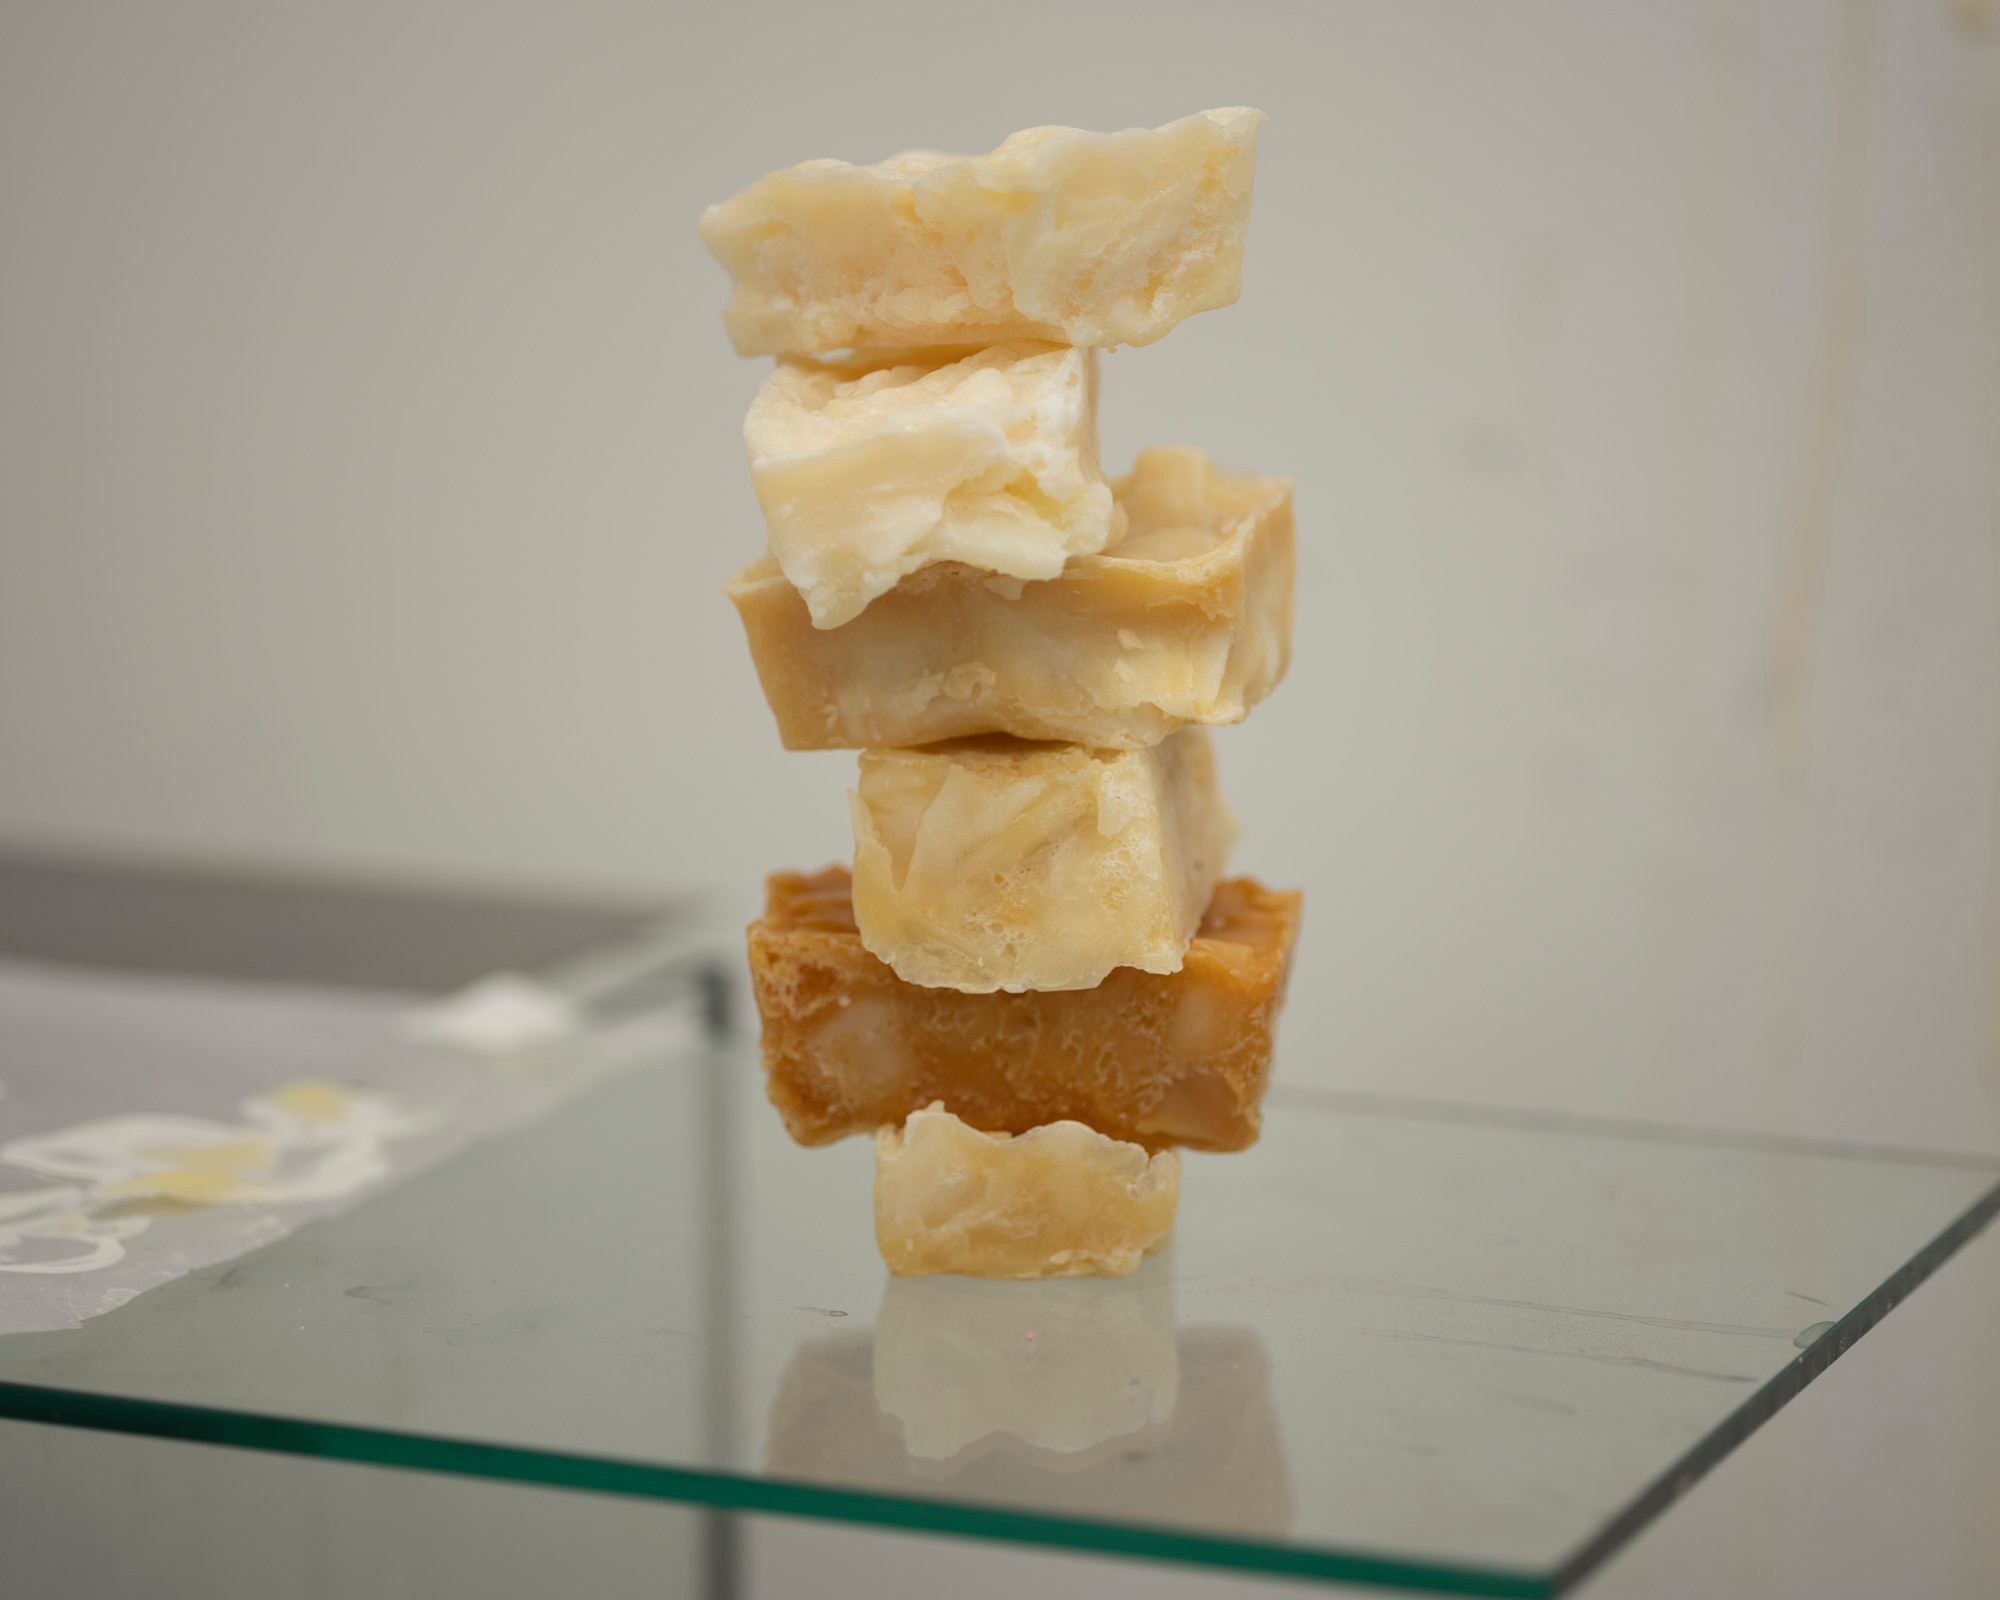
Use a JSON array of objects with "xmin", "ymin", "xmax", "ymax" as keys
[
  {"xmin": 747, "ymin": 867, "xmax": 1301, "ymax": 1152},
  {"xmin": 727, "ymin": 447, "xmax": 1293, "ymax": 751}
]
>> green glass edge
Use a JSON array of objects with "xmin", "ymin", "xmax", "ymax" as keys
[
  {"xmin": 1544, "ymin": 1171, "xmax": 2000, "ymax": 1594},
  {"xmin": 0, "ymin": 1379, "xmax": 1548, "ymax": 1597}
]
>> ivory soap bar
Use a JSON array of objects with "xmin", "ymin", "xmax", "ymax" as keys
[
  {"xmin": 700, "ymin": 108, "xmax": 1264, "ymax": 356},
  {"xmin": 728, "ymin": 447, "xmax": 1293, "ymax": 749},
  {"xmin": 874, "ymin": 1104, "xmax": 1179, "ymax": 1280},
  {"xmin": 851, "ymin": 729, "xmax": 1234, "ymax": 993},
  {"xmin": 748, "ymin": 868, "xmax": 1301, "ymax": 1152},
  {"xmin": 747, "ymin": 344, "xmax": 1122, "ymax": 629}
]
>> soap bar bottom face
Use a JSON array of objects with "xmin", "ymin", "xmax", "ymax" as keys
[
  {"xmin": 747, "ymin": 868, "xmax": 1302, "ymax": 1152},
  {"xmin": 873, "ymin": 1104, "xmax": 1179, "ymax": 1279}
]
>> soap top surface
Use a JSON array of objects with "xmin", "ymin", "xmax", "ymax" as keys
[
  {"xmin": 760, "ymin": 865, "xmax": 1301, "ymax": 968},
  {"xmin": 700, "ymin": 107, "xmax": 1265, "ymax": 355},
  {"xmin": 731, "ymin": 445, "xmax": 1289, "ymax": 591}
]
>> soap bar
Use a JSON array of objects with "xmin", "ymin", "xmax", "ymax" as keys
[
  {"xmin": 728, "ymin": 447, "xmax": 1293, "ymax": 749},
  {"xmin": 851, "ymin": 729, "xmax": 1234, "ymax": 992},
  {"xmin": 700, "ymin": 108, "xmax": 1264, "ymax": 356},
  {"xmin": 874, "ymin": 1104, "xmax": 1179, "ymax": 1279},
  {"xmin": 747, "ymin": 868, "xmax": 1301, "ymax": 1151},
  {"xmin": 747, "ymin": 344, "xmax": 1122, "ymax": 629}
]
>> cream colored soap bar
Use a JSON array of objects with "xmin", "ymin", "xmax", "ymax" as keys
[
  {"xmin": 747, "ymin": 344, "xmax": 1122, "ymax": 629},
  {"xmin": 851, "ymin": 729, "xmax": 1233, "ymax": 993},
  {"xmin": 728, "ymin": 447, "xmax": 1293, "ymax": 749},
  {"xmin": 874, "ymin": 1104, "xmax": 1179, "ymax": 1280},
  {"xmin": 700, "ymin": 108, "xmax": 1263, "ymax": 356}
]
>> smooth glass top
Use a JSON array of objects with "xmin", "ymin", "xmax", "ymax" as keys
[{"xmin": 1, "ymin": 1000, "xmax": 1995, "ymax": 1597}]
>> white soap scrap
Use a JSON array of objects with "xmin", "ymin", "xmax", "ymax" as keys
[
  {"xmin": 401, "ymin": 972, "xmax": 580, "ymax": 1054},
  {"xmin": 850, "ymin": 728, "xmax": 1235, "ymax": 993},
  {"xmin": 701, "ymin": 108, "xmax": 1265, "ymax": 355},
  {"xmin": 0, "ymin": 1185, "xmax": 146, "ymax": 1276},
  {"xmin": 873, "ymin": 1104, "xmax": 1179, "ymax": 1280},
  {"xmin": 747, "ymin": 343, "xmax": 1123, "ymax": 629},
  {"xmin": 0, "ymin": 1081, "xmax": 429, "ymax": 1209}
]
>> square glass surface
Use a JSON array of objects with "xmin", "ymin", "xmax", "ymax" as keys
[{"xmin": 1, "ymin": 1026, "xmax": 1994, "ymax": 1597}]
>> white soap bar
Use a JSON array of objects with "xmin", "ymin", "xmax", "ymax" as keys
[
  {"xmin": 874, "ymin": 1103, "xmax": 1179, "ymax": 1279},
  {"xmin": 850, "ymin": 728, "xmax": 1234, "ymax": 993},
  {"xmin": 746, "ymin": 344, "xmax": 1122, "ymax": 629},
  {"xmin": 701, "ymin": 108, "xmax": 1264, "ymax": 356}
]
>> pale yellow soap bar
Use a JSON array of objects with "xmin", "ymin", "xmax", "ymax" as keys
[
  {"xmin": 874, "ymin": 1104, "xmax": 1178, "ymax": 1279},
  {"xmin": 851, "ymin": 729, "xmax": 1234, "ymax": 993},
  {"xmin": 728, "ymin": 447, "xmax": 1293, "ymax": 749},
  {"xmin": 747, "ymin": 344, "xmax": 1123, "ymax": 629},
  {"xmin": 700, "ymin": 108, "xmax": 1264, "ymax": 356}
]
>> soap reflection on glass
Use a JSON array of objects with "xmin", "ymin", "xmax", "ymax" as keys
[
  {"xmin": 875, "ymin": 1268, "xmax": 1180, "ymax": 1463},
  {"xmin": 765, "ymin": 1257, "xmax": 1293, "ymax": 1539}
]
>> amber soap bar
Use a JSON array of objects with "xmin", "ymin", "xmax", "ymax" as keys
[
  {"xmin": 728, "ymin": 447, "xmax": 1293, "ymax": 750},
  {"xmin": 700, "ymin": 108, "xmax": 1263, "ymax": 356},
  {"xmin": 874, "ymin": 1104, "xmax": 1179, "ymax": 1280},
  {"xmin": 747, "ymin": 867, "xmax": 1301, "ymax": 1152},
  {"xmin": 746, "ymin": 343, "xmax": 1121, "ymax": 629},
  {"xmin": 851, "ymin": 729, "xmax": 1234, "ymax": 993}
]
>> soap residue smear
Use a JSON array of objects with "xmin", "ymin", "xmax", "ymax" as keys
[
  {"xmin": 0, "ymin": 1079, "xmax": 429, "ymax": 1275},
  {"xmin": 0, "ymin": 1185, "xmax": 145, "ymax": 1275}
]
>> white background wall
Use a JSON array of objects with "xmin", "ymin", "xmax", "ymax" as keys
[{"xmin": 2, "ymin": 2, "xmax": 1997, "ymax": 1596}]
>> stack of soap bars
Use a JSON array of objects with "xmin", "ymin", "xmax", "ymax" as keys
[{"xmin": 702, "ymin": 108, "xmax": 1303, "ymax": 1280}]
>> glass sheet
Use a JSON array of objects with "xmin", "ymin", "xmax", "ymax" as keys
[{"xmin": 0, "ymin": 1036, "xmax": 1994, "ymax": 1597}]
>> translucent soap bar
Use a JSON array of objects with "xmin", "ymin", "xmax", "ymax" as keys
[
  {"xmin": 747, "ymin": 344, "xmax": 1122, "ymax": 629},
  {"xmin": 874, "ymin": 1104, "xmax": 1179, "ymax": 1280},
  {"xmin": 700, "ymin": 108, "xmax": 1264, "ymax": 356},
  {"xmin": 850, "ymin": 729, "xmax": 1234, "ymax": 993},
  {"xmin": 727, "ymin": 447, "xmax": 1293, "ymax": 750},
  {"xmin": 747, "ymin": 867, "xmax": 1302, "ymax": 1152}
]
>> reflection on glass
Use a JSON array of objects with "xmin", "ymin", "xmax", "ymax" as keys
[
  {"xmin": 874, "ymin": 1265, "xmax": 1179, "ymax": 1466},
  {"xmin": 765, "ymin": 1257, "xmax": 1292, "ymax": 1538}
]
